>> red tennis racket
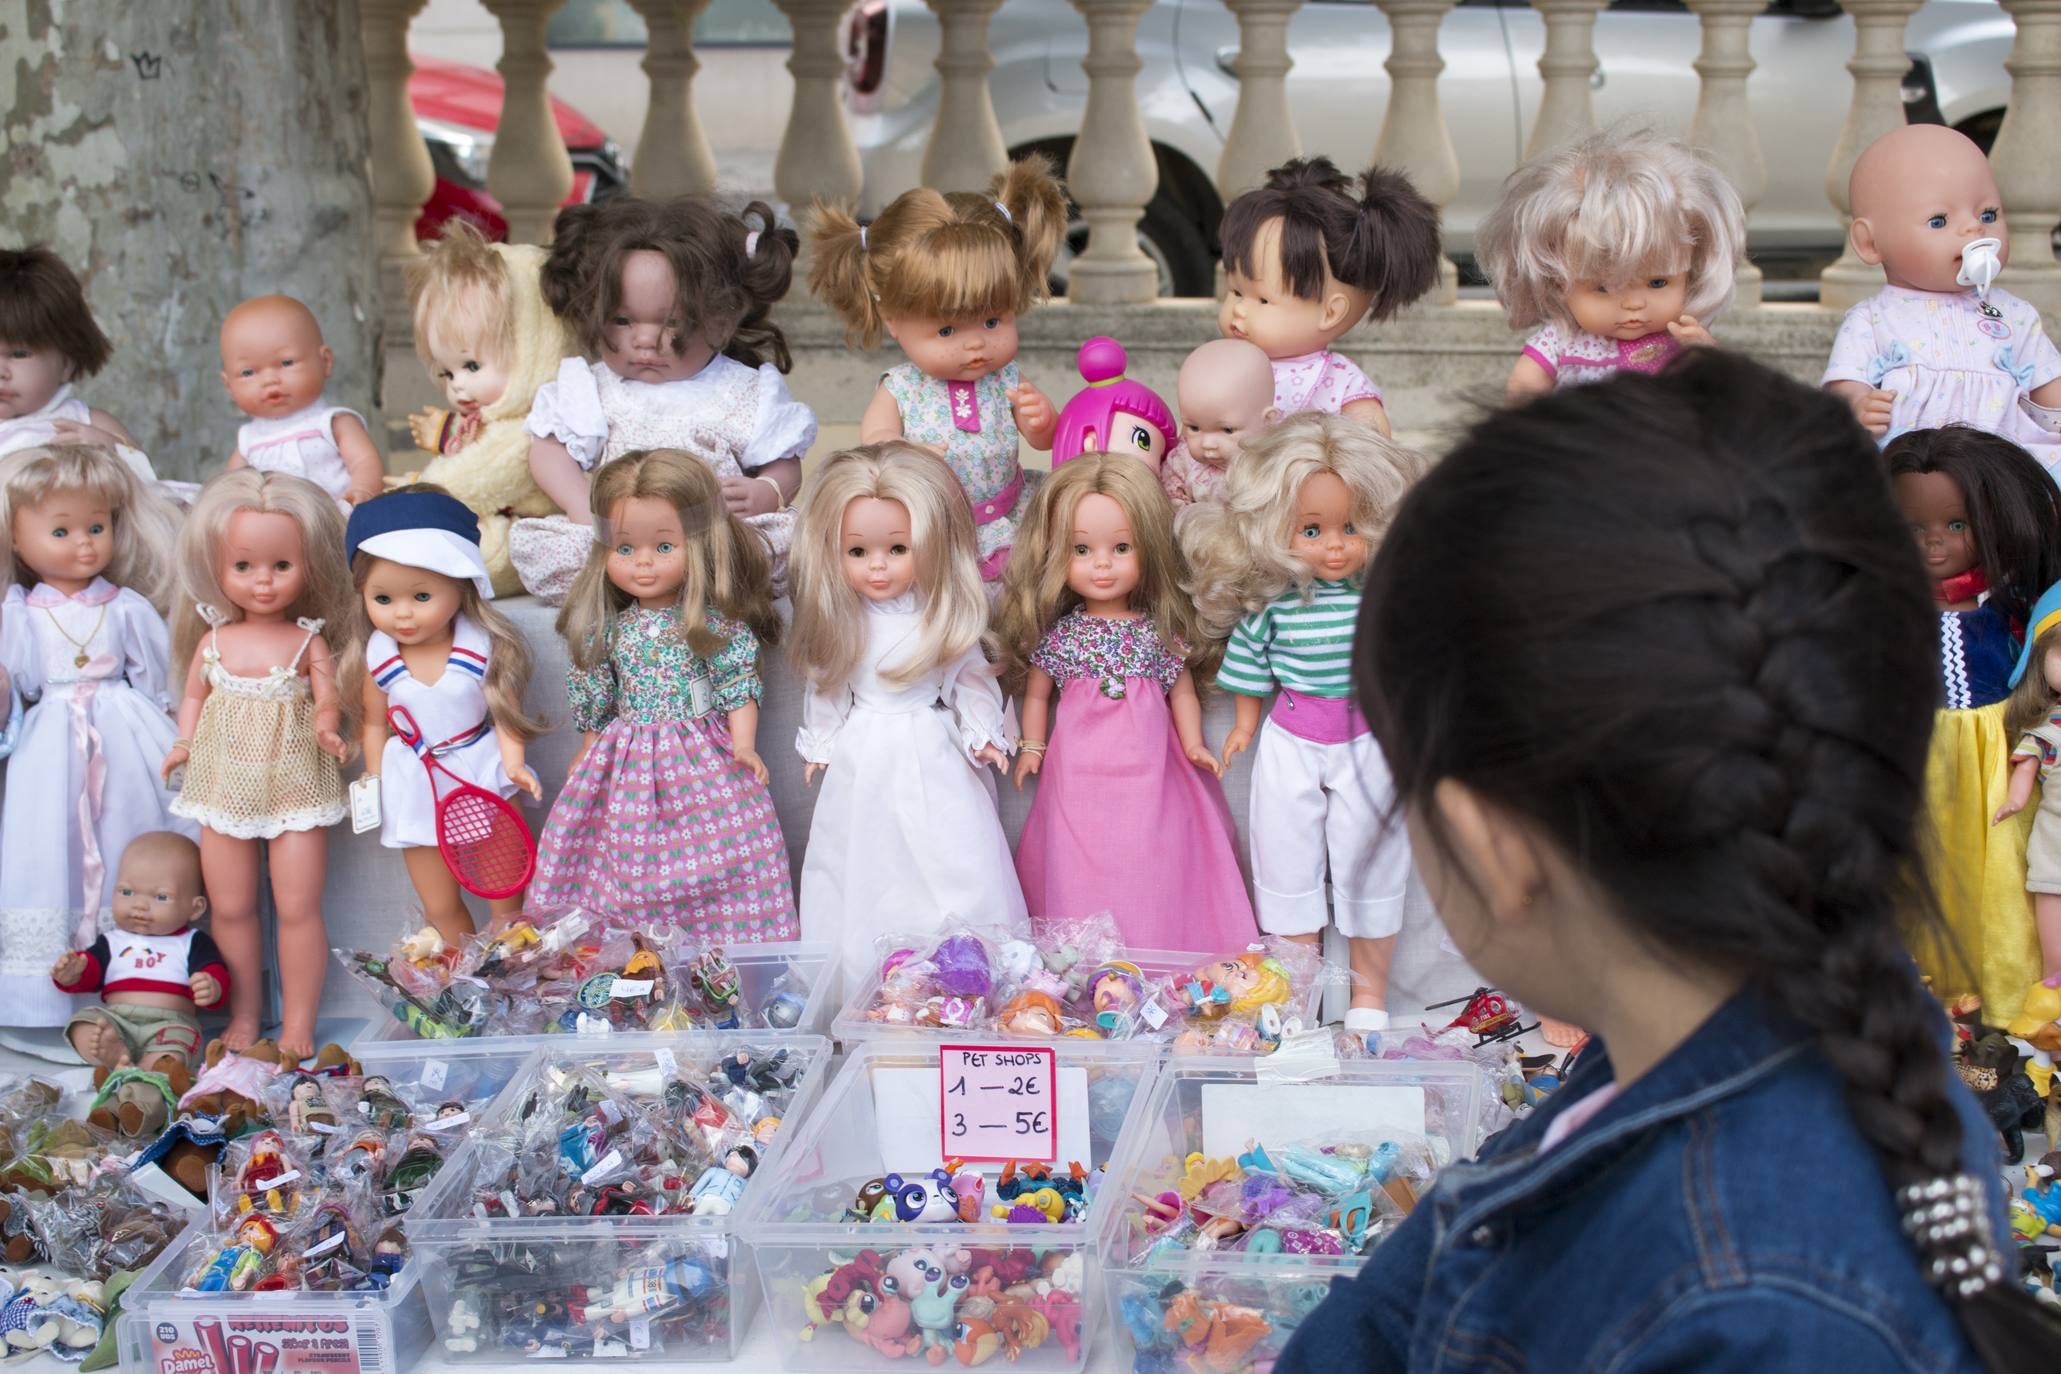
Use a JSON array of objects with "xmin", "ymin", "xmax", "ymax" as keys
[{"xmin": 387, "ymin": 706, "xmax": 536, "ymax": 900}]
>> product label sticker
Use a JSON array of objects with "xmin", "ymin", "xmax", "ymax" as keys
[
  {"xmin": 580, "ymin": 1148, "xmax": 624, "ymax": 1185},
  {"xmin": 609, "ymin": 980, "xmax": 653, "ymax": 999},
  {"xmin": 653, "ymin": 1048, "xmax": 678, "ymax": 1080},
  {"xmin": 937, "ymin": 1045, "xmax": 1058, "ymax": 1162},
  {"xmin": 871, "ymin": 1062, "xmax": 1091, "ymax": 1170},
  {"xmin": 348, "ymin": 775, "xmax": 381, "ymax": 834},
  {"xmin": 420, "ymin": 1060, "xmax": 448, "ymax": 1093},
  {"xmin": 145, "ymin": 1309, "xmax": 388, "ymax": 1374}
]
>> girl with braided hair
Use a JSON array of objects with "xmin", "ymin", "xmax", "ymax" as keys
[{"xmin": 1279, "ymin": 349, "xmax": 2061, "ymax": 1370}]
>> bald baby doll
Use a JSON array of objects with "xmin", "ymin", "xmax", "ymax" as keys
[{"xmin": 220, "ymin": 294, "xmax": 384, "ymax": 505}]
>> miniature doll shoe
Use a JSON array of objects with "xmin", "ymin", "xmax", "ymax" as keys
[{"xmin": 1343, "ymin": 1007, "xmax": 1391, "ymax": 1032}]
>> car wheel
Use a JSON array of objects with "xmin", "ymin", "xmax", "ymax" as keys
[{"xmin": 1050, "ymin": 192, "xmax": 1216, "ymax": 300}]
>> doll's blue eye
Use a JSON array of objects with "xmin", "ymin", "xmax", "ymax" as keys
[
  {"xmin": 373, "ymin": 594, "xmax": 390, "ymax": 605},
  {"xmin": 414, "ymin": 592, "xmax": 433, "ymax": 602},
  {"xmin": 984, "ymin": 318, "xmax": 1000, "ymax": 330},
  {"xmin": 88, "ymin": 523, "xmax": 104, "ymax": 535},
  {"xmin": 616, "ymin": 544, "xmax": 634, "ymax": 556},
  {"xmin": 49, "ymin": 527, "xmax": 66, "ymax": 538},
  {"xmin": 1981, "ymin": 208, "xmax": 1999, "ymax": 224},
  {"xmin": 937, "ymin": 326, "xmax": 954, "ymax": 338},
  {"xmin": 657, "ymin": 541, "xmax": 677, "ymax": 554},
  {"xmin": 1302, "ymin": 524, "xmax": 1320, "ymax": 539},
  {"xmin": 1929, "ymin": 215, "xmax": 1948, "ymax": 229}
]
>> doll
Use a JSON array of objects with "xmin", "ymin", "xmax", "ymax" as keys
[
  {"xmin": 1991, "ymin": 582, "xmax": 2061, "ymax": 989},
  {"xmin": 1476, "ymin": 128, "xmax": 1744, "ymax": 404},
  {"xmin": 1186, "ymin": 413, "xmax": 1426, "ymax": 1028},
  {"xmin": 50, "ymin": 831, "xmax": 223, "ymax": 1073},
  {"xmin": 342, "ymin": 486, "xmax": 546, "ymax": 942},
  {"xmin": 788, "ymin": 443, "xmax": 1027, "ymax": 975},
  {"xmin": 996, "ymin": 454, "xmax": 1256, "ymax": 949},
  {"xmin": 1824, "ymin": 123, "xmax": 2061, "ymax": 459},
  {"xmin": 218, "ymin": 296, "xmax": 384, "ymax": 508},
  {"xmin": 0, "ymin": 444, "xmax": 189, "ymax": 1026},
  {"xmin": 809, "ymin": 156, "xmax": 1069, "ymax": 581},
  {"xmin": 528, "ymin": 449, "xmax": 797, "ymax": 940},
  {"xmin": 510, "ymin": 196, "xmax": 810, "ymax": 602},
  {"xmin": 1162, "ymin": 338, "xmax": 1279, "ymax": 511},
  {"xmin": 401, "ymin": 221, "xmax": 578, "ymax": 596},
  {"xmin": 1050, "ymin": 338, "xmax": 1175, "ymax": 470},
  {"xmin": 0, "ymin": 248, "xmax": 153, "ymax": 480},
  {"xmin": 163, "ymin": 469, "xmax": 354, "ymax": 1061},
  {"xmin": 687, "ymin": 1143, "xmax": 757, "ymax": 1216},
  {"xmin": 1217, "ymin": 158, "xmax": 1442, "ymax": 436}
]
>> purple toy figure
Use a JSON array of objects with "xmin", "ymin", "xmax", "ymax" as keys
[{"xmin": 1052, "ymin": 338, "xmax": 1176, "ymax": 471}]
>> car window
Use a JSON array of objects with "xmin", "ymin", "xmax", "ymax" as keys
[{"xmin": 548, "ymin": 0, "xmax": 788, "ymax": 48}]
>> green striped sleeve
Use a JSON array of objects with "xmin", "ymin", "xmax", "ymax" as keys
[{"xmin": 1216, "ymin": 609, "xmax": 1276, "ymax": 696}]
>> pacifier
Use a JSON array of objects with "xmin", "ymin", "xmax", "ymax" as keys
[{"xmin": 1957, "ymin": 236, "xmax": 2003, "ymax": 300}]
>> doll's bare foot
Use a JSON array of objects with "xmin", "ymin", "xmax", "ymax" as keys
[
  {"xmin": 219, "ymin": 1017, "xmax": 260, "ymax": 1054},
  {"xmin": 1539, "ymin": 1016, "xmax": 1585, "ymax": 1048},
  {"xmin": 276, "ymin": 1020, "xmax": 317, "ymax": 1065},
  {"xmin": 66, "ymin": 1021, "xmax": 123, "ymax": 1069}
]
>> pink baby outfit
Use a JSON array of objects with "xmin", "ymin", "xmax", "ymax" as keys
[
  {"xmin": 1520, "ymin": 323, "xmax": 1682, "ymax": 389},
  {"xmin": 1269, "ymin": 351, "xmax": 1381, "ymax": 418},
  {"xmin": 1160, "ymin": 443, "xmax": 1227, "ymax": 510}
]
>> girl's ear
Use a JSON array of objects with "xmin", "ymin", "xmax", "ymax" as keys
[{"xmin": 1432, "ymin": 777, "xmax": 1548, "ymax": 931}]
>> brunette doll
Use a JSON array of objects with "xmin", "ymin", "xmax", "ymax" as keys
[{"xmin": 0, "ymin": 250, "xmax": 153, "ymax": 479}]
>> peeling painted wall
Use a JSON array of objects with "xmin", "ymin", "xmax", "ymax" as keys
[{"xmin": 0, "ymin": 0, "xmax": 379, "ymax": 480}]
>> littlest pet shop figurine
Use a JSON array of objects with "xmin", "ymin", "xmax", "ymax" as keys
[
  {"xmin": 218, "ymin": 296, "xmax": 384, "ymax": 508},
  {"xmin": 0, "ymin": 248, "xmax": 153, "ymax": 478}
]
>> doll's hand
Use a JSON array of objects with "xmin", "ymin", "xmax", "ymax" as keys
[
  {"xmin": 160, "ymin": 745, "xmax": 189, "ymax": 786},
  {"xmin": 1995, "ymin": 796, "xmax": 2029, "ymax": 825},
  {"xmin": 190, "ymin": 971, "xmax": 223, "ymax": 1008},
  {"xmin": 733, "ymin": 748, "xmax": 770, "ymax": 784},
  {"xmin": 1013, "ymin": 749, "xmax": 1043, "ymax": 789},
  {"xmin": 406, "ymin": 408, "xmax": 448, "ymax": 453},
  {"xmin": 1008, "ymin": 382, "xmax": 1056, "ymax": 445},
  {"xmin": 1667, "ymin": 315, "xmax": 1715, "ymax": 349},
  {"xmin": 1186, "ymin": 742, "xmax": 1224, "ymax": 778},
  {"xmin": 509, "ymin": 763, "xmax": 543, "ymax": 802},
  {"xmin": 804, "ymin": 761, "xmax": 825, "ymax": 788},
  {"xmin": 720, "ymin": 475, "xmax": 778, "ymax": 518},
  {"xmin": 1220, "ymin": 726, "xmax": 1255, "ymax": 769},
  {"xmin": 972, "ymin": 743, "xmax": 1008, "ymax": 773},
  {"xmin": 317, "ymin": 726, "xmax": 349, "ymax": 762},
  {"xmin": 48, "ymin": 418, "xmax": 130, "ymax": 452},
  {"xmin": 1852, "ymin": 387, "xmax": 1896, "ymax": 438},
  {"xmin": 50, "ymin": 952, "xmax": 85, "ymax": 985}
]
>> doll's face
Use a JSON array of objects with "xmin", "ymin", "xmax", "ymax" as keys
[
  {"xmin": 840, "ymin": 495, "xmax": 916, "ymax": 602},
  {"xmin": 425, "ymin": 332, "xmax": 509, "ymax": 418},
  {"xmin": 110, "ymin": 844, "xmax": 206, "ymax": 936},
  {"xmin": 1288, "ymin": 470, "xmax": 1367, "ymax": 580},
  {"xmin": 363, "ymin": 558, "xmax": 465, "ymax": 646},
  {"xmin": 2044, "ymin": 643, "xmax": 2061, "ymax": 698},
  {"xmin": 1199, "ymin": 958, "xmax": 1258, "ymax": 996},
  {"xmin": 218, "ymin": 509, "xmax": 309, "ymax": 619},
  {"xmin": 0, "ymin": 342, "xmax": 73, "ymax": 420},
  {"xmin": 1100, "ymin": 409, "xmax": 1170, "ymax": 472},
  {"xmin": 1894, "ymin": 470, "xmax": 1976, "ymax": 582},
  {"xmin": 1220, "ymin": 218, "xmax": 1370, "ymax": 360},
  {"xmin": 12, "ymin": 488, "xmax": 113, "ymax": 592},
  {"xmin": 1851, "ymin": 128, "xmax": 2006, "ymax": 294},
  {"xmin": 883, "ymin": 311, "xmax": 1018, "ymax": 384},
  {"xmin": 1178, "ymin": 347, "xmax": 1277, "ymax": 470},
  {"xmin": 601, "ymin": 250, "xmax": 718, "ymax": 385},
  {"xmin": 220, "ymin": 299, "xmax": 333, "ymax": 421},
  {"xmin": 1066, "ymin": 492, "xmax": 1141, "ymax": 611},
  {"xmin": 1564, "ymin": 265, "xmax": 1688, "ymax": 341},
  {"xmin": 605, "ymin": 494, "xmax": 689, "ymax": 609}
]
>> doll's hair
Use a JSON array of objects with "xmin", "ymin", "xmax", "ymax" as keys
[
  {"xmin": 1224, "ymin": 952, "xmax": 1291, "ymax": 1017},
  {"xmin": 557, "ymin": 449, "xmax": 782, "ymax": 671},
  {"xmin": 1884, "ymin": 426, "xmax": 2061, "ymax": 635},
  {"xmin": 0, "ymin": 444, "xmax": 181, "ymax": 616},
  {"xmin": 1475, "ymin": 126, "xmax": 1746, "ymax": 332},
  {"xmin": 1218, "ymin": 158, "xmax": 1441, "ymax": 322},
  {"xmin": 808, "ymin": 156, "xmax": 1068, "ymax": 349},
  {"xmin": 2005, "ymin": 622, "xmax": 2061, "ymax": 739},
  {"xmin": 994, "ymin": 453, "xmax": 1206, "ymax": 695},
  {"xmin": 542, "ymin": 195, "xmax": 798, "ymax": 373},
  {"xmin": 788, "ymin": 442, "xmax": 989, "ymax": 692},
  {"xmin": 1357, "ymin": 346, "xmax": 2061, "ymax": 1366},
  {"xmin": 0, "ymin": 246, "xmax": 112, "ymax": 376},
  {"xmin": 1051, "ymin": 338, "xmax": 1177, "ymax": 466},
  {"xmin": 1182, "ymin": 412, "xmax": 1424, "ymax": 640},
  {"xmin": 406, "ymin": 220, "xmax": 516, "ymax": 370}
]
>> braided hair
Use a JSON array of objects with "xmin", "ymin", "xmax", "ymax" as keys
[{"xmin": 1355, "ymin": 348, "xmax": 2061, "ymax": 1364}]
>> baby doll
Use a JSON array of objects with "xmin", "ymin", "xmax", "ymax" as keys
[
  {"xmin": 1824, "ymin": 124, "xmax": 2061, "ymax": 460},
  {"xmin": 1992, "ymin": 585, "xmax": 2061, "ymax": 990},
  {"xmin": 218, "ymin": 296, "xmax": 385, "ymax": 508},
  {"xmin": 0, "ymin": 247, "xmax": 154, "ymax": 480},
  {"xmin": 809, "ymin": 156, "xmax": 1069, "ymax": 581},
  {"xmin": 511, "ymin": 196, "xmax": 810, "ymax": 602},
  {"xmin": 1162, "ymin": 338, "xmax": 1279, "ymax": 511},
  {"xmin": 1217, "ymin": 157, "xmax": 1442, "ymax": 436},
  {"xmin": 1476, "ymin": 128, "xmax": 1745, "ymax": 403},
  {"xmin": 788, "ymin": 443, "xmax": 1027, "ymax": 976},
  {"xmin": 0, "ymin": 444, "xmax": 190, "ymax": 1027},
  {"xmin": 401, "ymin": 220, "xmax": 578, "ymax": 596},
  {"xmin": 163, "ymin": 469, "xmax": 354, "ymax": 1061},
  {"xmin": 996, "ymin": 454, "xmax": 1256, "ymax": 949},
  {"xmin": 343, "ymin": 486, "xmax": 546, "ymax": 942},
  {"xmin": 1050, "ymin": 337, "xmax": 1176, "ymax": 469},
  {"xmin": 51, "ymin": 831, "xmax": 224, "ymax": 1073},
  {"xmin": 529, "ymin": 448, "xmax": 797, "ymax": 940},
  {"xmin": 1186, "ymin": 412, "xmax": 1425, "ymax": 1030}
]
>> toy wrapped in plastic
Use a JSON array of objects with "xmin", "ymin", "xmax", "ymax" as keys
[
  {"xmin": 1166, "ymin": 940, "xmax": 1325, "ymax": 1055},
  {"xmin": 793, "ymin": 1244, "xmax": 1086, "ymax": 1364}
]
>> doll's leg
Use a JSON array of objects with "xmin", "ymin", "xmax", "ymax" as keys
[
  {"xmin": 2038, "ymin": 891, "xmax": 2061, "ymax": 986},
  {"xmin": 1247, "ymin": 726, "xmax": 1331, "ymax": 943},
  {"xmin": 402, "ymin": 847, "xmax": 477, "ymax": 944},
  {"xmin": 486, "ymin": 894, "xmax": 523, "ymax": 931},
  {"xmin": 1328, "ymin": 734, "xmax": 1409, "ymax": 1014},
  {"xmin": 63, "ymin": 1010, "xmax": 126, "ymax": 1070},
  {"xmin": 199, "ymin": 829, "xmax": 264, "ymax": 1052},
  {"xmin": 1344, "ymin": 936, "xmax": 1398, "ymax": 1015},
  {"xmin": 265, "ymin": 829, "xmax": 330, "ymax": 1063}
]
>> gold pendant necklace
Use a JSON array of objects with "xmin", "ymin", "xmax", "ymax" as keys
[{"xmin": 44, "ymin": 602, "xmax": 108, "ymax": 669}]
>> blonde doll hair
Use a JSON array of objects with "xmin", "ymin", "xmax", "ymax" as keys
[
  {"xmin": 557, "ymin": 449, "xmax": 782, "ymax": 671},
  {"xmin": 808, "ymin": 156, "xmax": 1068, "ymax": 349},
  {"xmin": 1183, "ymin": 411, "xmax": 1427, "ymax": 641},
  {"xmin": 994, "ymin": 453, "xmax": 1207, "ymax": 696},
  {"xmin": 1225, "ymin": 951, "xmax": 1291, "ymax": 1017},
  {"xmin": 789, "ymin": 442, "xmax": 989, "ymax": 691},
  {"xmin": 1475, "ymin": 126, "xmax": 1747, "ymax": 333},
  {"xmin": 405, "ymin": 220, "xmax": 516, "ymax": 371},
  {"xmin": 2007, "ymin": 623, "xmax": 2061, "ymax": 739},
  {"xmin": 0, "ymin": 444, "xmax": 181, "ymax": 616}
]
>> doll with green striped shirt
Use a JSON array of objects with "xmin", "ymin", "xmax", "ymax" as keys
[{"xmin": 1185, "ymin": 412, "xmax": 1427, "ymax": 1030}]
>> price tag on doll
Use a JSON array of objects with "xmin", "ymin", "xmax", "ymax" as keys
[
  {"xmin": 938, "ymin": 1045, "xmax": 1059, "ymax": 1162},
  {"xmin": 349, "ymin": 774, "xmax": 381, "ymax": 834},
  {"xmin": 654, "ymin": 1048, "xmax": 679, "ymax": 1080},
  {"xmin": 421, "ymin": 1059, "xmax": 449, "ymax": 1093}
]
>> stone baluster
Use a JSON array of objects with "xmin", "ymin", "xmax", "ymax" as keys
[
  {"xmin": 1684, "ymin": 0, "xmax": 1766, "ymax": 310},
  {"xmin": 479, "ymin": 0, "xmax": 575, "ymax": 245},
  {"xmin": 772, "ymin": 0, "xmax": 863, "ymax": 275},
  {"xmin": 1372, "ymin": 0, "xmax": 1459, "ymax": 305},
  {"xmin": 627, "ymin": 0, "xmax": 718, "ymax": 196},
  {"xmin": 1522, "ymin": 0, "xmax": 1607, "ymax": 161},
  {"xmin": 1817, "ymin": 0, "xmax": 1921, "ymax": 310},
  {"xmin": 1992, "ymin": 0, "xmax": 2061, "ymax": 311},
  {"xmin": 1216, "ymin": 0, "xmax": 1303, "ymax": 200},
  {"xmin": 1067, "ymin": 0, "xmax": 1161, "ymax": 303},
  {"xmin": 921, "ymin": 0, "xmax": 1010, "ymax": 190},
  {"xmin": 361, "ymin": 0, "xmax": 434, "ymax": 337}
]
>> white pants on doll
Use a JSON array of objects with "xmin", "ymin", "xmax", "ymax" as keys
[{"xmin": 1248, "ymin": 711, "xmax": 1409, "ymax": 938}]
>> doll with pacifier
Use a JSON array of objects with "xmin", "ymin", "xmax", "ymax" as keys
[
  {"xmin": 1162, "ymin": 338, "xmax": 1279, "ymax": 511},
  {"xmin": 219, "ymin": 296, "xmax": 385, "ymax": 509},
  {"xmin": 0, "ymin": 248, "xmax": 154, "ymax": 480}
]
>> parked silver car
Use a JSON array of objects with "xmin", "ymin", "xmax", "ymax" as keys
[{"xmin": 845, "ymin": 0, "xmax": 2013, "ymax": 295}]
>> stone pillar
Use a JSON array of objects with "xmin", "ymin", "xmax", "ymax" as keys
[
  {"xmin": 362, "ymin": 0, "xmax": 434, "ymax": 337},
  {"xmin": 1992, "ymin": 0, "xmax": 2061, "ymax": 311},
  {"xmin": 772, "ymin": 0, "xmax": 862, "ymax": 279},
  {"xmin": 479, "ymin": 0, "xmax": 575, "ymax": 245},
  {"xmin": 1067, "ymin": 0, "xmax": 1161, "ymax": 303},
  {"xmin": 627, "ymin": 0, "xmax": 718, "ymax": 197},
  {"xmin": 1522, "ymin": 0, "xmax": 1607, "ymax": 161},
  {"xmin": 1216, "ymin": 0, "xmax": 1303, "ymax": 200},
  {"xmin": 1373, "ymin": 0, "xmax": 1459, "ymax": 305},
  {"xmin": 921, "ymin": 0, "xmax": 1010, "ymax": 190},
  {"xmin": 1817, "ymin": 0, "xmax": 1921, "ymax": 310},
  {"xmin": 1684, "ymin": 0, "xmax": 1766, "ymax": 310}
]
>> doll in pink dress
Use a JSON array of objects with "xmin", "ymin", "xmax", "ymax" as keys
[
  {"xmin": 1051, "ymin": 337, "xmax": 1175, "ymax": 470},
  {"xmin": 997, "ymin": 454, "xmax": 1255, "ymax": 949}
]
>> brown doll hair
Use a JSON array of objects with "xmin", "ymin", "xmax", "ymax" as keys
[
  {"xmin": 1218, "ymin": 158, "xmax": 1441, "ymax": 322},
  {"xmin": 0, "ymin": 247, "xmax": 113, "ymax": 376},
  {"xmin": 2006, "ymin": 622, "xmax": 2061, "ymax": 740}
]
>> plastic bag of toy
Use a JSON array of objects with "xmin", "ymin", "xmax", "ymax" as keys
[
  {"xmin": 332, "ymin": 947, "xmax": 486, "ymax": 1039},
  {"xmin": 1164, "ymin": 937, "xmax": 1326, "ymax": 1056}
]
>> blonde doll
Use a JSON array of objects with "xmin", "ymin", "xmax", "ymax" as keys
[
  {"xmin": 789, "ymin": 443, "xmax": 1026, "ymax": 976},
  {"xmin": 162, "ymin": 470, "xmax": 353, "ymax": 1060},
  {"xmin": 340, "ymin": 486, "xmax": 546, "ymax": 943},
  {"xmin": 1186, "ymin": 413, "xmax": 1424, "ymax": 1031},
  {"xmin": 529, "ymin": 449, "xmax": 796, "ymax": 940},
  {"xmin": 0, "ymin": 445, "xmax": 189, "ymax": 1026},
  {"xmin": 1476, "ymin": 128, "xmax": 1745, "ymax": 404},
  {"xmin": 808, "ymin": 157, "xmax": 1068, "ymax": 581},
  {"xmin": 1992, "ymin": 582, "xmax": 2061, "ymax": 990},
  {"xmin": 996, "ymin": 455, "xmax": 1255, "ymax": 949}
]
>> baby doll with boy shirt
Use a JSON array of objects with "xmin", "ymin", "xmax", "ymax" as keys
[
  {"xmin": 219, "ymin": 296, "xmax": 385, "ymax": 509},
  {"xmin": 0, "ymin": 247, "xmax": 155, "ymax": 481},
  {"xmin": 1162, "ymin": 338, "xmax": 1279, "ymax": 510}
]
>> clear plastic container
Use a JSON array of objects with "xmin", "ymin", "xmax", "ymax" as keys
[
  {"xmin": 737, "ymin": 1039, "xmax": 1162, "ymax": 1372},
  {"xmin": 402, "ymin": 1033, "xmax": 833, "ymax": 1363}
]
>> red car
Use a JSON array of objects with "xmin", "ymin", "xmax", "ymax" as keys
[{"xmin": 409, "ymin": 54, "xmax": 630, "ymax": 243}]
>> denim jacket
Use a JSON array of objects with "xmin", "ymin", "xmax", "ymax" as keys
[{"xmin": 1278, "ymin": 992, "xmax": 2004, "ymax": 1373}]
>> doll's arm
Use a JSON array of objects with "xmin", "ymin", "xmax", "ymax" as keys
[
  {"xmin": 1668, "ymin": 315, "xmax": 1716, "ymax": 349},
  {"xmin": 1012, "ymin": 666, "xmax": 1055, "ymax": 789},
  {"xmin": 1221, "ymin": 693, "xmax": 1266, "ymax": 768},
  {"xmin": 797, "ymin": 678, "xmax": 853, "ymax": 786},
  {"xmin": 2032, "ymin": 376, "xmax": 2061, "ymax": 410},
  {"xmin": 1008, "ymin": 380, "xmax": 1057, "ymax": 451},
  {"xmin": 225, "ymin": 449, "xmax": 248, "ymax": 472},
  {"xmin": 302, "ymin": 634, "xmax": 350, "ymax": 763},
  {"xmin": 1341, "ymin": 396, "xmax": 1393, "ymax": 437},
  {"xmin": 857, "ymin": 385, "xmax": 907, "ymax": 446},
  {"xmin": 497, "ymin": 725, "xmax": 542, "ymax": 801},
  {"xmin": 572, "ymin": 728, "xmax": 600, "ymax": 772},
  {"xmin": 51, "ymin": 408, "xmax": 139, "ymax": 451},
  {"xmin": 724, "ymin": 456, "xmax": 800, "ymax": 517},
  {"xmin": 360, "ymin": 676, "xmax": 389, "ymax": 779},
  {"xmin": 120, "ymin": 592, "xmax": 176, "ymax": 711},
  {"xmin": 331, "ymin": 411, "xmax": 387, "ymax": 506},
  {"xmin": 1825, "ymin": 379, "xmax": 1895, "ymax": 438},
  {"xmin": 1506, "ymin": 354, "xmax": 1554, "ymax": 405},
  {"xmin": 726, "ymin": 700, "xmax": 770, "ymax": 784},
  {"xmin": 942, "ymin": 647, "xmax": 1012, "ymax": 771},
  {"xmin": 529, "ymin": 436, "xmax": 593, "ymax": 524},
  {"xmin": 1997, "ymin": 754, "xmax": 2042, "ymax": 824},
  {"xmin": 1172, "ymin": 669, "xmax": 1223, "ymax": 777},
  {"xmin": 408, "ymin": 407, "xmax": 455, "ymax": 454},
  {"xmin": 161, "ymin": 645, "xmax": 210, "ymax": 783}
]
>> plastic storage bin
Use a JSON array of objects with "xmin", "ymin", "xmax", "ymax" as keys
[
  {"xmin": 403, "ymin": 1032, "xmax": 833, "ymax": 1363},
  {"xmin": 738, "ymin": 1039, "xmax": 1162, "ymax": 1372}
]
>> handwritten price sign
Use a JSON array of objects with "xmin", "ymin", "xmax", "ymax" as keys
[{"xmin": 938, "ymin": 1045, "xmax": 1058, "ymax": 1162}]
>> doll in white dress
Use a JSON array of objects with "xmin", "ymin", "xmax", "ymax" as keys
[
  {"xmin": 219, "ymin": 296, "xmax": 385, "ymax": 509},
  {"xmin": 788, "ymin": 443, "xmax": 1027, "ymax": 976}
]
